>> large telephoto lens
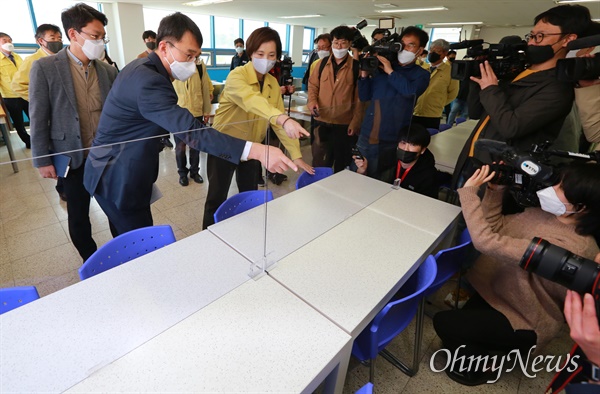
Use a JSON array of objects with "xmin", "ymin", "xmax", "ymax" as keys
[{"xmin": 520, "ymin": 237, "xmax": 600, "ymax": 294}]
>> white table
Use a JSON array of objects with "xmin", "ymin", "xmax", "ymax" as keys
[
  {"xmin": 428, "ymin": 119, "xmax": 477, "ymax": 173},
  {"xmin": 66, "ymin": 276, "xmax": 353, "ymax": 394},
  {"xmin": 0, "ymin": 231, "xmax": 253, "ymax": 393}
]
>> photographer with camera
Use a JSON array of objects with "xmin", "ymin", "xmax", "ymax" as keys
[
  {"xmin": 307, "ymin": 25, "xmax": 364, "ymax": 172},
  {"xmin": 433, "ymin": 162, "xmax": 600, "ymax": 386},
  {"xmin": 452, "ymin": 5, "xmax": 594, "ymax": 191},
  {"xmin": 354, "ymin": 26, "xmax": 430, "ymax": 179}
]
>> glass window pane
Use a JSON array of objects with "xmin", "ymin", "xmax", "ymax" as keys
[
  {"xmin": 243, "ymin": 20, "xmax": 264, "ymax": 42},
  {"xmin": 268, "ymin": 22, "xmax": 287, "ymax": 51},
  {"xmin": 214, "ymin": 16, "xmax": 239, "ymax": 49},
  {"xmin": 215, "ymin": 54, "xmax": 232, "ymax": 66},
  {"xmin": 186, "ymin": 13, "xmax": 212, "ymax": 47},
  {"xmin": 303, "ymin": 28, "xmax": 313, "ymax": 51},
  {"xmin": 429, "ymin": 27, "xmax": 462, "ymax": 48},
  {"xmin": 6, "ymin": 1, "xmax": 35, "ymax": 44},
  {"xmin": 200, "ymin": 52, "xmax": 212, "ymax": 66},
  {"xmin": 31, "ymin": 1, "xmax": 98, "ymax": 41}
]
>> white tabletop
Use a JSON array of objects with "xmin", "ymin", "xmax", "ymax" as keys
[
  {"xmin": 428, "ymin": 119, "xmax": 477, "ymax": 173},
  {"xmin": 0, "ymin": 231, "xmax": 253, "ymax": 393},
  {"xmin": 312, "ymin": 169, "xmax": 395, "ymax": 207},
  {"xmin": 66, "ymin": 275, "xmax": 353, "ymax": 394}
]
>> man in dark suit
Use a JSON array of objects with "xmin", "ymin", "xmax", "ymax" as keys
[
  {"xmin": 30, "ymin": 4, "xmax": 118, "ymax": 262},
  {"xmin": 84, "ymin": 12, "xmax": 298, "ymax": 236}
]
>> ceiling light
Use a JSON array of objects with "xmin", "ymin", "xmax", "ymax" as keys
[
  {"xmin": 373, "ymin": 3, "xmax": 398, "ymax": 8},
  {"xmin": 278, "ymin": 14, "xmax": 322, "ymax": 19},
  {"xmin": 183, "ymin": 0, "xmax": 232, "ymax": 5},
  {"xmin": 428, "ymin": 21, "xmax": 483, "ymax": 26},
  {"xmin": 377, "ymin": 6, "xmax": 448, "ymax": 13},
  {"xmin": 555, "ymin": 0, "xmax": 600, "ymax": 3}
]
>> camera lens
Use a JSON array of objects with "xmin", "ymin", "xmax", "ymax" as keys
[{"xmin": 520, "ymin": 237, "xmax": 600, "ymax": 294}]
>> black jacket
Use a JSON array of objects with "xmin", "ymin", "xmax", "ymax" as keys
[
  {"xmin": 380, "ymin": 148, "xmax": 439, "ymax": 199},
  {"xmin": 230, "ymin": 51, "xmax": 250, "ymax": 71}
]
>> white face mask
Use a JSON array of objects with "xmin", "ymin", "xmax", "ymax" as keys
[
  {"xmin": 398, "ymin": 50, "xmax": 416, "ymax": 65},
  {"xmin": 1, "ymin": 42, "xmax": 14, "ymax": 53},
  {"xmin": 536, "ymin": 186, "xmax": 576, "ymax": 216},
  {"xmin": 566, "ymin": 50, "xmax": 578, "ymax": 58},
  {"xmin": 75, "ymin": 32, "xmax": 105, "ymax": 60},
  {"xmin": 235, "ymin": 46, "xmax": 244, "ymax": 54},
  {"xmin": 252, "ymin": 57, "xmax": 276, "ymax": 75},
  {"xmin": 317, "ymin": 50, "xmax": 330, "ymax": 59},
  {"xmin": 167, "ymin": 46, "xmax": 197, "ymax": 81},
  {"xmin": 332, "ymin": 47, "xmax": 349, "ymax": 59}
]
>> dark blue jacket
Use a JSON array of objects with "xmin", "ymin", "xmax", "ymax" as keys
[
  {"xmin": 358, "ymin": 63, "xmax": 429, "ymax": 143},
  {"xmin": 84, "ymin": 52, "xmax": 245, "ymax": 211}
]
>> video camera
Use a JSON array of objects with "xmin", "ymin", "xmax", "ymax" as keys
[
  {"xmin": 450, "ymin": 38, "xmax": 527, "ymax": 81},
  {"xmin": 360, "ymin": 33, "xmax": 404, "ymax": 73},
  {"xmin": 474, "ymin": 139, "xmax": 600, "ymax": 207},
  {"xmin": 556, "ymin": 34, "xmax": 600, "ymax": 82},
  {"xmin": 520, "ymin": 238, "xmax": 600, "ymax": 323},
  {"xmin": 351, "ymin": 19, "xmax": 370, "ymax": 52},
  {"xmin": 279, "ymin": 55, "xmax": 294, "ymax": 90}
]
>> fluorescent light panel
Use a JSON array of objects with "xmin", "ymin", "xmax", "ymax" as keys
[
  {"xmin": 377, "ymin": 6, "xmax": 448, "ymax": 13},
  {"xmin": 278, "ymin": 14, "xmax": 322, "ymax": 19},
  {"xmin": 555, "ymin": 0, "xmax": 600, "ymax": 3},
  {"xmin": 183, "ymin": 0, "xmax": 232, "ymax": 5},
  {"xmin": 429, "ymin": 21, "xmax": 483, "ymax": 25}
]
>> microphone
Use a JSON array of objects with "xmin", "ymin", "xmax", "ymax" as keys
[
  {"xmin": 449, "ymin": 39, "xmax": 484, "ymax": 50},
  {"xmin": 566, "ymin": 34, "xmax": 600, "ymax": 50}
]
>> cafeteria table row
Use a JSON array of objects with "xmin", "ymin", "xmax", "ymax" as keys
[{"xmin": 0, "ymin": 170, "xmax": 461, "ymax": 393}]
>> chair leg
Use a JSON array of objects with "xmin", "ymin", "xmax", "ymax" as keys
[
  {"xmin": 369, "ymin": 356, "xmax": 376, "ymax": 384},
  {"xmin": 379, "ymin": 298, "xmax": 425, "ymax": 377}
]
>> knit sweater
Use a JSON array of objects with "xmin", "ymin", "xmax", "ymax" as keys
[{"xmin": 458, "ymin": 186, "xmax": 599, "ymax": 350}]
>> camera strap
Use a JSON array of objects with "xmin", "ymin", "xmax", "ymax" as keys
[{"xmin": 318, "ymin": 55, "xmax": 360, "ymax": 87}]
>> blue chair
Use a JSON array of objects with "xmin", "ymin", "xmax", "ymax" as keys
[
  {"xmin": 79, "ymin": 225, "xmax": 176, "ymax": 280},
  {"xmin": 0, "ymin": 286, "xmax": 40, "ymax": 315},
  {"xmin": 439, "ymin": 123, "xmax": 452, "ymax": 132},
  {"xmin": 456, "ymin": 117, "xmax": 467, "ymax": 124},
  {"xmin": 426, "ymin": 128, "xmax": 439, "ymax": 136},
  {"xmin": 213, "ymin": 190, "xmax": 274, "ymax": 223},
  {"xmin": 351, "ymin": 256, "xmax": 437, "ymax": 383},
  {"xmin": 295, "ymin": 167, "xmax": 334, "ymax": 189},
  {"xmin": 356, "ymin": 382, "xmax": 373, "ymax": 394}
]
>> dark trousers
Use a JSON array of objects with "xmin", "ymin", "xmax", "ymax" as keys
[
  {"xmin": 94, "ymin": 193, "xmax": 153, "ymax": 238},
  {"xmin": 433, "ymin": 293, "xmax": 537, "ymax": 368},
  {"xmin": 412, "ymin": 115, "xmax": 441, "ymax": 130},
  {"xmin": 202, "ymin": 154, "xmax": 261, "ymax": 229},
  {"xmin": 4, "ymin": 97, "xmax": 31, "ymax": 146},
  {"xmin": 311, "ymin": 122, "xmax": 357, "ymax": 173},
  {"xmin": 175, "ymin": 139, "xmax": 200, "ymax": 177},
  {"xmin": 63, "ymin": 165, "xmax": 97, "ymax": 261}
]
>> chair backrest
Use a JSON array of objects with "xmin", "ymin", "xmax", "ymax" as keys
[
  {"xmin": 439, "ymin": 123, "xmax": 452, "ymax": 132},
  {"xmin": 352, "ymin": 256, "xmax": 437, "ymax": 360},
  {"xmin": 213, "ymin": 190, "xmax": 274, "ymax": 223},
  {"xmin": 426, "ymin": 128, "xmax": 439, "ymax": 136},
  {"xmin": 456, "ymin": 117, "xmax": 467, "ymax": 124},
  {"xmin": 424, "ymin": 228, "xmax": 472, "ymax": 297},
  {"xmin": 295, "ymin": 167, "xmax": 334, "ymax": 189},
  {"xmin": 79, "ymin": 225, "xmax": 176, "ymax": 280},
  {"xmin": 356, "ymin": 382, "xmax": 374, "ymax": 394},
  {"xmin": 0, "ymin": 286, "xmax": 40, "ymax": 315}
]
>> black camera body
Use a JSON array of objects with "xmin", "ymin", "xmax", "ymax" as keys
[
  {"xmin": 556, "ymin": 34, "xmax": 600, "ymax": 82},
  {"xmin": 279, "ymin": 56, "xmax": 294, "ymax": 89},
  {"xmin": 360, "ymin": 33, "xmax": 403, "ymax": 73},
  {"xmin": 450, "ymin": 39, "xmax": 527, "ymax": 81}
]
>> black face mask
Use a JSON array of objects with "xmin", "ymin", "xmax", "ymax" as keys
[
  {"xmin": 447, "ymin": 57, "xmax": 455, "ymax": 63},
  {"xmin": 525, "ymin": 44, "xmax": 555, "ymax": 65},
  {"xmin": 397, "ymin": 148, "xmax": 419, "ymax": 163},
  {"xmin": 45, "ymin": 41, "xmax": 63, "ymax": 54},
  {"xmin": 145, "ymin": 41, "xmax": 156, "ymax": 50},
  {"xmin": 428, "ymin": 52, "xmax": 441, "ymax": 63}
]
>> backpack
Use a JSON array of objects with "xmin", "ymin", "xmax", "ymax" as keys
[{"xmin": 317, "ymin": 55, "xmax": 360, "ymax": 87}]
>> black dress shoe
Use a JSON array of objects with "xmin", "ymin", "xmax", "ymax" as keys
[
  {"xmin": 162, "ymin": 137, "xmax": 174, "ymax": 149},
  {"xmin": 190, "ymin": 173, "xmax": 204, "ymax": 184},
  {"xmin": 179, "ymin": 176, "xmax": 189, "ymax": 186},
  {"xmin": 445, "ymin": 368, "xmax": 495, "ymax": 386}
]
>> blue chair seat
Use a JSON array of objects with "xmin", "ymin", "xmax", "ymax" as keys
[
  {"xmin": 214, "ymin": 190, "xmax": 274, "ymax": 223},
  {"xmin": 456, "ymin": 117, "xmax": 467, "ymax": 124},
  {"xmin": 426, "ymin": 128, "xmax": 439, "ymax": 136},
  {"xmin": 295, "ymin": 167, "xmax": 333, "ymax": 189},
  {"xmin": 439, "ymin": 123, "xmax": 452, "ymax": 132},
  {"xmin": 0, "ymin": 286, "xmax": 40, "ymax": 315}
]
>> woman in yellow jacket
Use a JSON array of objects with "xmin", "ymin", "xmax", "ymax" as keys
[{"xmin": 202, "ymin": 27, "xmax": 314, "ymax": 229}]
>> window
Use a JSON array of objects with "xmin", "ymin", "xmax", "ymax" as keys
[
  {"xmin": 214, "ymin": 16, "xmax": 239, "ymax": 48},
  {"xmin": 268, "ymin": 22, "xmax": 288, "ymax": 51},
  {"xmin": 142, "ymin": 8, "xmax": 172, "ymax": 33},
  {"xmin": 31, "ymin": 1, "xmax": 99, "ymax": 41},
  {"xmin": 243, "ymin": 20, "xmax": 265, "ymax": 42},
  {"xmin": 429, "ymin": 27, "xmax": 462, "ymax": 49},
  {"xmin": 303, "ymin": 28, "xmax": 314, "ymax": 51},
  {"xmin": 186, "ymin": 13, "xmax": 212, "ymax": 46},
  {"xmin": 4, "ymin": 1, "xmax": 36, "ymax": 44}
]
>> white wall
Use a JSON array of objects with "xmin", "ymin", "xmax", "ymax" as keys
[
  {"xmin": 289, "ymin": 25, "xmax": 304, "ymax": 64},
  {"xmin": 104, "ymin": 2, "xmax": 146, "ymax": 68},
  {"xmin": 478, "ymin": 26, "xmax": 530, "ymax": 44}
]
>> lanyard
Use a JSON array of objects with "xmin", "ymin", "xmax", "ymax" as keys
[{"xmin": 395, "ymin": 161, "xmax": 414, "ymax": 184}]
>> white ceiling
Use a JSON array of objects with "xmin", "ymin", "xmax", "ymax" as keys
[{"xmin": 111, "ymin": 0, "xmax": 600, "ymax": 29}]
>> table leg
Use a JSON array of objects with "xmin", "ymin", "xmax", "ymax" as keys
[{"xmin": 0, "ymin": 123, "xmax": 19, "ymax": 173}]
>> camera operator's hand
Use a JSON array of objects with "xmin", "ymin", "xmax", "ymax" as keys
[
  {"xmin": 376, "ymin": 55, "xmax": 393, "ymax": 75},
  {"xmin": 360, "ymin": 70, "xmax": 369, "ymax": 79},
  {"xmin": 277, "ymin": 115, "xmax": 310, "ymax": 139},
  {"xmin": 294, "ymin": 158, "xmax": 315, "ymax": 175},
  {"xmin": 564, "ymin": 287, "xmax": 600, "ymax": 367},
  {"xmin": 471, "ymin": 61, "xmax": 499, "ymax": 90},
  {"xmin": 280, "ymin": 85, "xmax": 296, "ymax": 95},
  {"xmin": 463, "ymin": 165, "xmax": 496, "ymax": 188},
  {"xmin": 354, "ymin": 155, "xmax": 367, "ymax": 175},
  {"xmin": 307, "ymin": 102, "xmax": 320, "ymax": 118}
]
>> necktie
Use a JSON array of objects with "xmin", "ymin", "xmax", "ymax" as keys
[{"xmin": 7, "ymin": 54, "xmax": 15, "ymax": 65}]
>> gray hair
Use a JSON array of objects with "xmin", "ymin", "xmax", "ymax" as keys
[{"xmin": 431, "ymin": 39, "xmax": 450, "ymax": 52}]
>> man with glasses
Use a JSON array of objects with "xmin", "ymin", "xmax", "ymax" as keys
[
  {"xmin": 29, "ymin": 3, "xmax": 118, "ymax": 262},
  {"xmin": 452, "ymin": 4, "xmax": 594, "ymax": 192},
  {"xmin": 83, "ymin": 12, "xmax": 298, "ymax": 236}
]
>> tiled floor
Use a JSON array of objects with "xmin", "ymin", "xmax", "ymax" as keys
[{"xmin": 0, "ymin": 131, "xmax": 573, "ymax": 393}]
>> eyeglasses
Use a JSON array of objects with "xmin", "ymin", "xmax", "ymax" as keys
[
  {"xmin": 167, "ymin": 42, "xmax": 199, "ymax": 62},
  {"xmin": 79, "ymin": 30, "xmax": 109, "ymax": 44},
  {"xmin": 524, "ymin": 32, "xmax": 564, "ymax": 44}
]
